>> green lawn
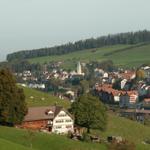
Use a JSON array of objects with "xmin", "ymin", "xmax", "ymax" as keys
[
  {"xmin": 0, "ymin": 126, "xmax": 106, "ymax": 150},
  {"xmin": 21, "ymin": 86, "xmax": 70, "ymax": 108},
  {"xmin": 92, "ymin": 114, "xmax": 150, "ymax": 150},
  {"xmin": 106, "ymin": 43, "xmax": 150, "ymax": 67},
  {"xmin": 0, "ymin": 114, "xmax": 150, "ymax": 150},
  {"xmin": 28, "ymin": 43, "xmax": 150, "ymax": 69},
  {"xmin": 0, "ymin": 138, "xmax": 32, "ymax": 150}
]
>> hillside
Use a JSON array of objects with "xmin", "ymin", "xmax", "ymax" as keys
[
  {"xmin": 0, "ymin": 113, "xmax": 150, "ymax": 150},
  {"xmin": 0, "ymin": 138, "xmax": 32, "ymax": 150},
  {"xmin": 7, "ymin": 30, "xmax": 150, "ymax": 62},
  {"xmin": 21, "ymin": 86, "xmax": 70, "ymax": 108},
  {"xmin": 28, "ymin": 43, "xmax": 150, "ymax": 69},
  {"xmin": 0, "ymin": 126, "xmax": 106, "ymax": 150},
  {"xmin": 93, "ymin": 114, "xmax": 150, "ymax": 150}
]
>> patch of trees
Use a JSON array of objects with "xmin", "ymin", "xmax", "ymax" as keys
[
  {"xmin": 10, "ymin": 60, "xmax": 42, "ymax": 73},
  {"xmin": 7, "ymin": 30, "xmax": 150, "ymax": 61},
  {"xmin": 0, "ymin": 69, "xmax": 27, "ymax": 126},
  {"xmin": 0, "ymin": 60, "xmax": 42, "ymax": 74},
  {"xmin": 86, "ymin": 60, "xmax": 116, "ymax": 73},
  {"xmin": 71, "ymin": 94, "xmax": 107, "ymax": 133}
]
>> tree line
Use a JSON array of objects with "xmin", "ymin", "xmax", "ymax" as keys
[{"xmin": 7, "ymin": 30, "xmax": 150, "ymax": 61}]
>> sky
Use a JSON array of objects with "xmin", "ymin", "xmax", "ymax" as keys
[{"xmin": 0, "ymin": 0, "xmax": 150, "ymax": 61}]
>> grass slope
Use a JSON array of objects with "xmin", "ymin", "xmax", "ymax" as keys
[
  {"xmin": 93, "ymin": 114, "xmax": 150, "ymax": 150},
  {"xmin": 0, "ymin": 126, "xmax": 106, "ymax": 150},
  {"xmin": 0, "ymin": 114, "xmax": 150, "ymax": 150},
  {"xmin": 22, "ymin": 86, "xmax": 70, "ymax": 108},
  {"xmin": 0, "ymin": 138, "xmax": 32, "ymax": 150},
  {"xmin": 28, "ymin": 43, "xmax": 150, "ymax": 69}
]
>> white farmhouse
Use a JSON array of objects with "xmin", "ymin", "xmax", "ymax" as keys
[{"xmin": 21, "ymin": 106, "xmax": 74, "ymax": 134}]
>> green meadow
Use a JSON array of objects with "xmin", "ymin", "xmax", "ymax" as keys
[
  {"xmin": 0, "ymin": 126, "xmax": 106, "ymax": 150},
  {"xmin": 21, "ymin": 86, "xmax": 70, "ymax": 108},
  {"xmin": 0, "ymin": 85, "xmax": 148, "ymax": 150},
  {"xmin": 0, "ymin": 113, "xmax": 150, "ymax": 150},
  {"xmin": 21, "ymin": 87, "xmax": 150, "ymax": 149},
  {"xmin": 28, "ymin": 43, "xmax": 150, "ymax": 69}
]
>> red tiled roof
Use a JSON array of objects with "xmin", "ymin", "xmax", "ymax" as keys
[{"xmin": 96, "ymin": 84, "xmax": 138, "ymax": 97}]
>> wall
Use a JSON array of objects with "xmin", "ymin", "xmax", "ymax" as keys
[
  {"xmin": 52, "ymin": 110, "xmax": 74, "ymax": 134},
  {"xmin": 20, "ymin": 120, "xmax": 48, "ymax": 130}
]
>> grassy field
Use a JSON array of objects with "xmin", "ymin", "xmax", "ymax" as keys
[
  {"xmin": 93, "ymin": 114, "xmax": 150, "ymax": 150},
  {"xmin": 28, "ymin": 43, "xmax": 150, "ymax": 69},
  {"xmin": 21, "ymin": 86, "xmax": 70, "ymax": 108},
  {"xmin": 0, "ymin": 113, "xmax": 150, "ymax": 150},
  {"xmin": 0, "ymin": 126, "xmax": 106, "ymax": 150},
  {"xmin": 0, "ymin": 138, "xmax": 32, "ymax": 150},
  {"xmin": 3, "ymin": 86, "xmax": 146, "ymax": 149}
]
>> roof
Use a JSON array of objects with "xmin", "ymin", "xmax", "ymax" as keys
[
  {"xmin": 24, "ymin": 106, "xmax": 63, "ymax": 122},
  {"xmin": 96, "ymin": 84, "xmax": 138, "ymax": 97}
]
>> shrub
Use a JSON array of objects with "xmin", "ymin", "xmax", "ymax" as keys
[{"xmin": 81, "ymin": 132, "xmax": 91, "ymax": 142}]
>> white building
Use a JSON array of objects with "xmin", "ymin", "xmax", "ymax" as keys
[
  {"xmin": 52, "ymin": 109, "xmax": 74, "ymax": 134},
  {"xmin": 22, "ymin": 106, "xmax": 74, "ymax": 134},
  {"xmin": 28, "ymin": 83, "xmax": 45, "ymax": 89},
  {"xmin": 77, "ymin": 61, "xmax": 82, "ymax": 74},
  {"xmin": 76, "ymin": 61, "xmax": 84, "ymax": 76}
]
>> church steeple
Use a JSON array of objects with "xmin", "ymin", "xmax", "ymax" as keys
[{"xmin": 77, "ymin": 61, "xmax": 82, "ymax": 74}]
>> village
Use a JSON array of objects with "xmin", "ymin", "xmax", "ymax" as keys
[
  {"xmin": 1, "ymin": 0, "xmax": 150, "ymax": 149},
  {"xmin": 12, "ymin": 60, "xmax": 150, "ymax": 131}
]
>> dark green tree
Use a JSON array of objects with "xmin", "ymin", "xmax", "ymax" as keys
[
  {"xmin": 0, "ymin": 69, "xmax": 27, "ymax": 126},
  {"xmin": 71, "ymin": 94, "xmax": 107, "ymax": 133}
]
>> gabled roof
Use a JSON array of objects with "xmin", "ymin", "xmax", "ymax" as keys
[{"xmin": 24, "ymin": 106, "xmax": 63, "ymax": 122}]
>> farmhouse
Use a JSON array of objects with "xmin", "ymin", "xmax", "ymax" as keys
[{"xmin": 20, "ymin": 106, "xmax": 74, "ymax": 134}]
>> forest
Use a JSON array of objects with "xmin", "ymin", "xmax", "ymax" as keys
[{"xmin": 7, "ymin": 30, "xmax": 150, "ymax": 61}]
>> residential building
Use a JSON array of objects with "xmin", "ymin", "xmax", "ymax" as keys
[{"xmin": 19, "ymin": 106, "xmax": 74, "ymax": 134}]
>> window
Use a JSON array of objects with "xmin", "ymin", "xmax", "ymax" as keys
[
  {"xmin": 47, "ymin": 120, "xmax": 52, "ymax": 125},
  {"xmin": 55, "ymin": 120, "xmax": 64, "ymax": 123},
  {"xmin": 55, "ymin": 126, "xmax": 62, "ymax": 129},
  {"xmin": 66, "ymin": 125, "xmax": 72, "ymax": 129},
  {"xmin": 58, "ymin": 114, "xmax": 67, "ymax": 117},
  {"xmin": 65, "ymin": 119, "xmax": 72, "ymax": 122},
  {"xmin": 48, "ymin": 111, "xmax": 54, "ymax": 116}
]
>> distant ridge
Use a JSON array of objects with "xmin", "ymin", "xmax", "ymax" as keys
[{"xmin": 7, "ymin": 30, "xmax": 150, "ymax": 61}]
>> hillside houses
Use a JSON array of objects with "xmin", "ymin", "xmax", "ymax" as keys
[
  {"xmin": 19, "ymin": 106, "xmax": 74, "ymax": 134},
  {"xmin": 95, "ymin": 84, "xmax": 138, "ymax": 108},
  {"xmin": 119, "ymin": 91, "xmax": 138, "ymax": 108}
]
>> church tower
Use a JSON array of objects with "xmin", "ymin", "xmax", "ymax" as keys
[{"xmin": 77, "ymin": 61, "xmax": 82, "ymax": 75}]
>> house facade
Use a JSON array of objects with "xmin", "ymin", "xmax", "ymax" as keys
[
  {"xmin": 19, "ymin": 106, "xmax": 74, "ymax": 134},
  {"xmin": 119, "ymin": 91, "xmax": 138, "ymax": 108}
]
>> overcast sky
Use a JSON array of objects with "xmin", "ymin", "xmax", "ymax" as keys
[{"xmin": 0, "ymin": 0, "xmax": 150, "ymax": 61}]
